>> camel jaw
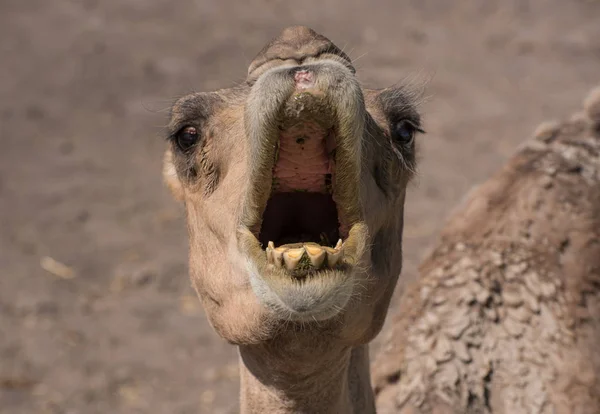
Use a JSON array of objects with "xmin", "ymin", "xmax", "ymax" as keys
[{"xmin": 237, "ymin": 222, "xmax": 368, "ymax": 322}]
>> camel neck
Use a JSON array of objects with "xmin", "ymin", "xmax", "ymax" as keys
[{"xmin": 238, "ymin": 344, "xmax": 375, "ymax": 414}]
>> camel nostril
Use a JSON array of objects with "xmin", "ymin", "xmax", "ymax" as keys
[{"xmin": 294, "ymin": 70, "xmax": 315, "ymax": 89}]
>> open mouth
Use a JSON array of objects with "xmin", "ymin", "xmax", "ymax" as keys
[
  {"xmin": 240, "ymin": 85, "xmax": 366, "ymax": 281},
  {"xmin": 257, "ymin": 117, "xmax": 350, "ymax": 277},
  {"xmin": 258, "ymin": 117, "xmax": 345, "ymax": 245},
  {"xmin": 259, "ymin": 191, "xmax": 340, "ymax": 247}
]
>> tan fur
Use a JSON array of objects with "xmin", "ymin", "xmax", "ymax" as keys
[
  {"xmin": 373, "ymin": 86, "xmax": 600, "ymax": 413},
  {"xmin": 163, "ymin": 26, "xmax": 422, "ymax": 413}
]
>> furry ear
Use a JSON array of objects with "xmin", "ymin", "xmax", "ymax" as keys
[{"xmin": 163, "ymin": 149, "xmax": 185, "ymax": 202}]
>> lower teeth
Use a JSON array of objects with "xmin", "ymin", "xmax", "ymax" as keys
[{"xmin": 266, "ymin": 239, "xmax": 343, "ymax": 270}]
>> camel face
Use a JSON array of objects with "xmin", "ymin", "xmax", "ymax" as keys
[{"xmin": 164, "ymin": 26, "xmax": 422, "ymax": 345}]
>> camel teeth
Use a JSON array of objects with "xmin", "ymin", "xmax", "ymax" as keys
[
  {"xmin": 283, "ymin": 248, "xmax": 305, "ymax": 270},
  {"xmin": 273, "ymin": 246, "xmax": 287, "ymax": 267},
  {"xmin": 266, "ymin": 241, "xmax": 275, "ymax": 264},
  {"xmin": 266, "ymin": 246, "xmax": 273, "ymax": 263},
  {"xmin": 325, "ymin": 247, "xmax": 342, "ymax": 268},
  {"xmin": 304, "ymin": 244, "xmax": 326, "ymax": 268},
  {"xmin": 267, "ymin": 240, "xmax": 346, "ymax": 270}
]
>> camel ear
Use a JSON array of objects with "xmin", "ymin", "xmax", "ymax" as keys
[{"xmin": 163, "ymin": 149, "xmax": 185, "ymax": 202}]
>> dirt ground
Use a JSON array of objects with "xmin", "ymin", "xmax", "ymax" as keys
[{"xmin": 1, "ymin": 0, "xmax": 599, "ymax": 413}]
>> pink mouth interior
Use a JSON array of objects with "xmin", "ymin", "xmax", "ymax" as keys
[
  {"xmin": 257, "ymin": 122, "xmax": 343, "ymax": 248},
  {"xmin": 273, "ymin": 122, "xmax": 335, "ymax": 193}
]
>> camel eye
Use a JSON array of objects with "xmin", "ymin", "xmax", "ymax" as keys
[
  {"xmin": 176, "ymin": 126, "xmax": 199, "ymax": 152},
  {"xmin": 391, "ymin": 120, "xmax": 418, "ymax": 146}
]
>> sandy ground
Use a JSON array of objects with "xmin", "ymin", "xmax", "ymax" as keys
[{"xmin": 1, "ymin": 0, "xmax": 599, "ymax": 413}]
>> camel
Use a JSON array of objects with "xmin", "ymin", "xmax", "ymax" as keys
[
  {"xmin": 163, "ymin": 26, "xmax": 423, "ymax": 413},
  {"xmin": 373, "ymin": 86, "xmax": 600, "ymax": 413},
  {"xmin": 163, "ymin": 22, "xmax": 600, "ymax": 413}
]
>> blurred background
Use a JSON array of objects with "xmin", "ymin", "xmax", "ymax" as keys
[{"xmin": 1, "ymin": 0, "xmax": 599, "ymax": 413}]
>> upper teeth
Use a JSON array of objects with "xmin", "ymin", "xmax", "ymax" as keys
[{"xmin": 265, "ymin": 239, "xmax": 344, "ymax": 271}]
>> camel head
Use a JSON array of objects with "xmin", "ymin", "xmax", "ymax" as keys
[{"xmin": 163, "ymin": 26, "xmax": 422, "ymax": 347}]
